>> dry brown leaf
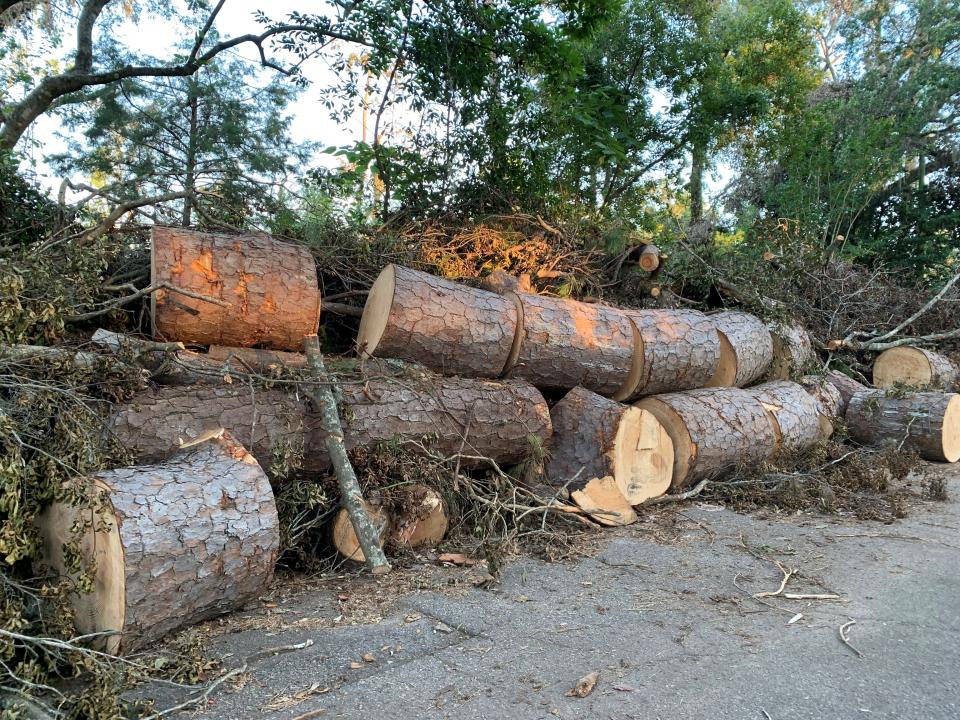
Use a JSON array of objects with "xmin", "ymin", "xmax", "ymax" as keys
[
  {"xmin": 362, "ymin": 653, "xmax": 375, "ymax": 663},
  {"xmin": 349, "ymin": 662, "xmax": 363, "ymax": 670},
  {"xmin": 438, "ymin": 552, "xmax": 476, "ymax": 566},
  {"xmin": 565, "ymin": 671, "xmax": 599, "ymax": 698}
]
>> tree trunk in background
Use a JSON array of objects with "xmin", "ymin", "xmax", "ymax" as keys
[
  {"xmin": 181, "ymin": 88, "xmax": 198, "ymax": 227},
  {"xmin": 688, "ymin": 139, "xmax": 708, "ymax": 245}
]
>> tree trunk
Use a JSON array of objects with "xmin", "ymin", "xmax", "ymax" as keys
[
  {"xmin": 799, "ymin": 375, "xmax": 844, "ymax": 439},
  {"xmin": 767, "ymin": 321, "xmax": 815, "ymax": 380},
  {"xmin": 35, "ymin": 432, "xmax": 278, "ymax": 655},
  {"xmin": 389, "ymin": 485, "xmax": 449, "ymax": 549},
  {"xmin": 357, "ymin": 264, "xmax": 520, "ymax": 378},
  {"xmin": 706, "ymin": 311, "xmax": 774, "ymax": 388},
  {"xmin": 636, "ymin": 387, "xmax": 778, "ymax": 490},
  {"xmin": 546, "ymin": 387, "xmax": 673, "ymax": 505},
  {"xmin": 616, "ymin": 308, "xmax": 721, "ymax": 400},
  {"xmin": 846, "ymin": 390, "xmax": 960, "ymax": 463},
  {"xmin": 206, "ymin": 345, "xmax": 307, "ymax": 372},
  {"xmin": 872, "ymin": 346, "xmax": 959, "ymax": 392},
  {"xmin": 181, "ymin": 88, "xmax": 198, "ymax": 228},
  {"xmin": 508, "ymin": 293, "xmax": 639, "ymax": 396},
  {"xmin": 823, "ymin": 370, "xmax": 868, "ymax": 414},
  {"xmin": 151, "ymin": 227, "xmax": 321, "ymax": 350},
  {"xmin": 330, "ymin": 502, "xmax": 391, "ymax": 563},
  {"xmin": 109, "ymin": 374, "xmax": 552, "ymax": 472},
  {"xmin": 689, "ymin": 140, "xmax": 704, "ymax": 226},
  {"xmin": 745, "ymin": 381, "xmax": 822, "ymax": 456}
]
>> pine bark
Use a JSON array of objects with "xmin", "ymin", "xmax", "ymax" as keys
[
  {"xmin": 745, "ymin": 381, "xmax": 822, "ymax": 456},
  {"xmin": 707, "ymin": 311, "xmax": 774, "ymax": 387},
  {"xmin": 151, "ymin": 227, "xmax": 321, "ymax": 350},
  {"xmin": 37, "ymin": 433, "xmax": 278, "ymax": 655},
  {"xmin": 509, "ymin": 293, "xmax": 637, "ymax": 396},
  {"xmin": 636, "ymin": 387, "xmax": 778, "ymax": 490},
  {"xmin": 799, "ymin": 375, "xmax": 845, "ymax": 420},
  {"xmin": 767, "ymin": 321, "xmax": 815, "ymax": 380},
  {"xmin": 824, "ymin": 370, "xmax": 868, "ymax": 414},
  {"xmin": 845, "ymin": 390, "xmax": 960, "ymax": 463}
]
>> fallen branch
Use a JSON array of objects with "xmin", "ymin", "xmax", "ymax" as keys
[
  {"xmin": 66, "ymin": 282, "xmax": 229, "ymax": 322},
  {"xmin": 838, "ymin": 620, "xmax": 863, "ymax": 658},
  {"xmin": 639, "ymin": 478, "xmax": 710, "ymax": 506}
]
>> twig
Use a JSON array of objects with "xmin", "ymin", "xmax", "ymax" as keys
[
  {"xmin": 754, "ymin": 561, "xmax": 794, "ymax": 598},
  {"xmin": 66, "ymin": 283, "xmax": 229, "ymax": 322},
  {"xmin": 640, "ymin": 478, "xmax": 710, "ymax": 506},
  {"xmin": 838, "ymin": 620, "xmax": 863, "ymax": 658}
]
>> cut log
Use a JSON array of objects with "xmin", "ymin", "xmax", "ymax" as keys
[
  {"xmin": 706, "ymin": 311, "xmax": 774, "ymax": 388},
  {"xmin": 331, "ymin": 503, "xmax": 391, "ymax": 562},
  {"xmin": 845, "ymin": 390, "xmax": 960, "ymax": 463},
  {"xmin": 616, "ymin": 309, "xmax": 721, "ymax": 400},
  {"xmin": 546, "ymin": 387, "xmax": 673, "ymax": 504},
  {"xmin": 570, "ymin": 476, "xmax": 638, "ymax": 526},
  {"xmin": 356, "ymin": 264, "xmax": 519, "ymax": 377},
  {"xmin": 636, "ymin": 387, "xmax": 778, "ymax": 490},
  {"xmin": 390, "ymin": 485, "xmax": 449, "ymax": 549},
  {"xmin": 36, "ymin": 432, "xmax": 278, "ymax": 655},
  {"xmin": 151, "ymin": 227, "xmax": 320, "ymax": 350},
  {"xmin": 509, "ymin": 293, "xmax": 639, "ymax": 396},
  {"xmin": 109, "ymin": 374, "xmax": 552, "ymax": 472},
  {"xmin": 823, "ymin": 370, "xmax": 868, "ymax": 414},
  {"xmin": 638, "ymin": 245, "xmax": 661, "ymax": 272},
  {"xmin": 767, "ymin": 321, "xmax": 815, "ymax": 380},
  {"xmin": 799, "ymin": 375, "xmax": 844, "ymax": 439},
  {"xmin": 744, "ymin": 381, "xmax": 822, "ymax": 455},
  {"xmin": 872, "ymin": 346, "xmax": 958, "ymax": 391}
]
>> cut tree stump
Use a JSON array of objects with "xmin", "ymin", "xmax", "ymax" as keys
[
  {"xmin": 706, "ymin": 311, "xmax": 774, "ymax": 388},
  {"xmin": 616, "ymin": 309, "xmax": 721, "ymax": 399},
  {"xmin": 331, "ymin": 503, "xmax": 392, "ymax": 562},
  {"xmin": 546, "ymin": 387, "xmax": 673, "ymax": 504},
  {"xmin": 745, "ymin": 381, "xmax": 822, "ymax": 456},
  {"xmin": 824, "ymin": 370, "xmax": 868, "ymax": 414},
  {"xmin": 36, "ymin": 432, "xmax": 278, "ymax": 655},
  {"xmin": 570, "ymin": 476, "xmax": 638, "ymax": 526},
  {"xmin": 767, "ymin": 321, "xmax": 815, "ymax": 380},
  {"xmin": 508, "ymin": 293, "xmax": 638, "ymax": 396},
  {"xmin": 872, "ymin": 346, "xmax": 959, "ymax": 392},
  {"xmin": 799, "ymin": 375, "xmax": 844, "ymax": 439},
  {"xmin": 390, "ymin": 485, "xmax": 449, "ymax": 549},
  {"xmin": 356, "ymin": 264, "xmax": 519, "ymax": 378},
  {"xmin": 845, "ymin": 390, "xmax": 960, "ymax": 463},
  {"xmin": 636, "ymin": 387, "xmax": 778, "ymax": 490},
  {"xmin": 151, "ymin": 227, "xmax": 320, "ymax": 350},
  {"xmin": 109, "ymin": 374, "xmax": 551, "ymax": 471}
]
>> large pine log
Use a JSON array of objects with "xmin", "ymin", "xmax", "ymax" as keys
[
  {"xmin": 824, "ymin": 370, "xmax": 868, "ymax": 414},
  {"xmin": 799, "ymin": 375, "xmax": 844, "ymax": 439},
  {"xmin": 109, "ymin": 374, "xmax": 552, "ymax": 471},
  {"xmin": 508, "ymin": 293, "xmax": 638, "ymax": 396},
  {"xmin": 767, "ymin": 321, "xmax": 815, "ymax": 380},
  {"xmin": 872, "ymin": 346, "xmax": 959, "ymax": 392},
  {"xmin": 331, "ymin": 503, "xmax": 392, "ymax": 563},
  {"xmin": 706, "ymin": 311, "xmax": 774, "ymax": 388},
  {"xmin": 616, "ymin": 309, "xmax": 721, "ymax": 399},
  {"xmin": 36, "ymin": 432, "xmax": 278, "ymax": 655},
  {"xmin": 357, "ymin": 264, "xmax": 519, "ymax": 377},
  {"xmin": 846, "ymin": 390, "xmax": 960, "ymax": 463},
  {"xmin": 636, "ymin": 387, "xmax": 778, "ymax": 490},
  {"xmin": 546, "ymin": 387, "xmax": 673, "ymax": 504},
  {"xmin": 745, "ymin": 381, "xmax": 822, "ymax": 455},
  {"xmin": 151, "ymin": 227, "xmax": 320, "ymax": 350}
]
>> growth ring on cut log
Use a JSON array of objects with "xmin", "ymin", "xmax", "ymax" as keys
[
  {"xmin": 332, "ymin": 503, "xmax": 391, "ymax": 562},
  {"xmin": 744, "ymin": 381, "xmax": 822, "ymax": 456},
  {"xmin": 508, "ymin": 293, "xmax": 639, "ymax": 396},
  {"xmin": 616, "ymin": 309, "xmax": 721, "ymax": 400},
  {"xmin": 356, "ymin": 264, "xmax": 519, "ymax": 378},
  {"xmin": 846, "ymin": 390, "xmax": 960, "ymax": 463},
  {"xmin": 151, "ymin": 227, "xmax": 320, "ymax": 350},
  {"xmin": 636, "ymin": 387, "xmax": 778, "ymax": 490},
  {"xmin": 36, "ymin": 433, "xmax": 278, "ymax": 655},
  {"xmin": 706, "ymin": 311, "xmax": 774, "ymax": 388},
  {"xmin": 872, "ymin": 346, "xmax": 959, "ymax": 392},
  {"xmin": 547, "ymin": 387, "xmax": 673, "ymax": 504}
]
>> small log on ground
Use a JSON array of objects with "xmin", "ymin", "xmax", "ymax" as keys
[
  {"xmin": 845, "ymin": 390, "xmax": 960, "ymax": 463},
  {"xmin": 356, "ymin": 264, "xmax": 519, "ymax": 377},
  {"xmin": 508, "ymin": 293, "xmax": 639, "ymax": 396},
  {"xmin": 331, "ymin": 503, "xmax": 392, "ymax": 562},
  {"xmin": 767, "ymin": 321, "xmax": 815, "ymax": 380},
  {"xmin": 824, "ymin": 370, "xmax": 868, "ymax": 414},
  {"xmin": 36, "ymin": 432, "xmax": 278, "ymax": 655},
  {"xmin": 636, "ymin": 387, "xmax": 778, "ymax": 490},
  {"xmin": 207, "ymin": 345, "xmax": 307, "ymax": 372},
  {"xmin": 109, "ymin": 374, "xmax": 552, "ymax": 471},
  {"xmin": 390, "ymin": 485, "xmax": 449, "ymax": 549},
  {"xmin": 638, "ymin": 245, "xmax": 661, "ymax": 272},
  {"xmin": 151, "ymin": 227, "xmax": 320, "ymax": 350},
  {"xmin": 744, "ymin": 381, "xmax": 822, "ymax": 455},
  {"xmin": 872, "ymin": 346, "xmax": 959, "ymax": 391},
  {"xmin": 706, "ymin": 311, "xmax": 774, "ymax": 388},
  {"xmin": 570, "ymin": 476, "xmax": 638, "ymax": 526},
  {"xmin": 616, "ymin": 309, "xmax": 721, "ymax": 400},
  {"xmin": 799, "ymin": 375, "xmax": 844, "ymax": 438},
  {"xmin": 546, "ymin": 387, "xmax": 673, "ymax": 504}
]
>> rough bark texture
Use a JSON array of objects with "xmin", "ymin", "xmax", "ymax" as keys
[
  {"xmin": 745, "ymin": 381, "xmax": 822, "ymax": 456},
  {"xmin": 824, "ymin": 370, "xmax": 868, "ymax": 414},
  {"xmin": 546, "ymin": 387, "xmax": 672, "ymax": 504},
  {"xmin": 846, "ymin": 390, "xmax": 960, "ymax": 463},
  {"xmin": 207, "ymin": 345, "xmax": 307, "ymax": 372},
  {"xmin": 636, "ymin": 387, "xmax": 778, "ymax": 490},
  {"xmin": 510, "ymin": 293, "xmax": 637, "ymax": 396},
  {"xmin": 619, "ymin": 309, "xmax": 721, "ymax": 399},
  {"xmin": 109, "ymin": 375, "xmax": 552, "ymax": 471},
  {"xmin": 151, "ymin": 227, "xmax": 321, "ymax": 350},
  {"xmin": 357, "ymin": 264, "xmax": 518, "ymax": 377},
  {"xmin": 37, "ymin": 433, "xmax": 278, "ymax": 655},
  {"xmin": 767, "ymin": 321, "xmax": 815, "ymax": 380},
  {"xmin": 872, "ymin": 346, "xmax": 959, "ymax": 391},
  {"xmin": 799, "ymin": 375, "xmax": 845, "ymax": 419},
  {"xmin": 707, "ymin": 311, "xmax": 774, "ymax": 388}
]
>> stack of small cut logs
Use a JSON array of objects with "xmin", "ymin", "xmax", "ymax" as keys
[{"xmin": 34, "ymin": 228, "xmax": 960, "ymax": 655}]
